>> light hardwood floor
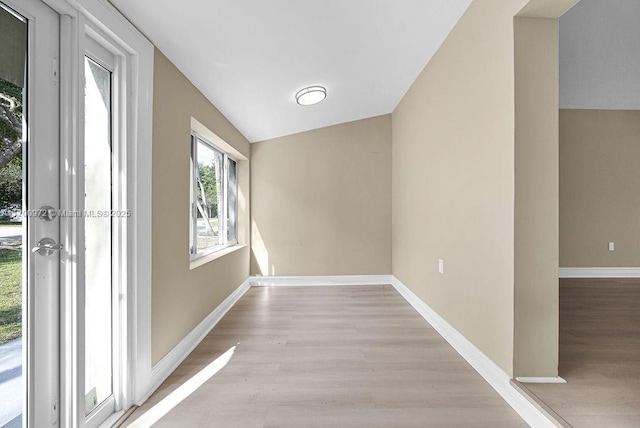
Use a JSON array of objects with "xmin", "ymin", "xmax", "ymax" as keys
[
  {"xmin": 124, "ymin": 285, "xmax": 525, "ymax": 427},
  {"xmin": 524, "ymin": 279, "xmax": 640, "ymax": 427}
]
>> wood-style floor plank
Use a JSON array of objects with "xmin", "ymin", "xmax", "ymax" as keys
[
  {"xmin": 124, "ymin": 285, "xmax": 525, "ymax": 427},
  {"xmin": 525, "ymin": 279, "xmax": 640, "ymax": 427}
]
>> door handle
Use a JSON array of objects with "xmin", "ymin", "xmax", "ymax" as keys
[{"xmin": 32, "ymin": 237, "xmax": 63, "ymax": 256}]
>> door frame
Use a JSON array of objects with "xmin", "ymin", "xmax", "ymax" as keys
[
  {"xmin": 2, "ymin": 0, "xmax": 62, "ymax": 426},
  {"xmin": 44, "ymin": 0, "xmax": 153, "ymax": 426}
]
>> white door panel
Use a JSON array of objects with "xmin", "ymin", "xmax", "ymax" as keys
[{"xmin": 0, "ymin": 0, "xmax": 61, "ymax": 426}]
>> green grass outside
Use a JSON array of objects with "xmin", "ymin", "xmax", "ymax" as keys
[
  {"xmin": 196, "ymin": 217, "xmax": 219, "ymax": 227},
  {"xmin": 0, "ymin": 249, "xmax": 22, "ymax": 345}
]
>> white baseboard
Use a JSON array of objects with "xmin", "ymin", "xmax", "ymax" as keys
[
  {"xmin": 139, "ymin": 278, "xmax": 251, "ymax": 404},
  {"xmin": 559, "ymin": 267, "xmax": 640, "ymax": 278},
  {"xmin": 390, "ymin": 276, "xmax": 558, "ymax": 428},
  {"xmin": 249, "ymin": 274, "xmax": 393, "ymax": 287},
  {"xmin": 516, "ymin": 377, "xmax": 566, "ymax": 384}
]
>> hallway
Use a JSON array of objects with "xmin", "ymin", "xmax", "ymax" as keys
[{"xmin": 124, "ymin": 286, "xmax": 525, "ymax": 427}]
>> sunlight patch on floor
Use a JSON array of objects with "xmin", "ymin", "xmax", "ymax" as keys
[{"xmin": 128, "ymin": 345, "xmax": 236, "ymax": 428}]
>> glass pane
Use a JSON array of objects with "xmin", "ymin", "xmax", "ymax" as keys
[
  {"xmin": 83, "ymin": 57, "xmax": 113, "ymax": 415},
  {"xmin": 190, "ymin": 135, "xmax": 196, "ymax": 253},
  {"xmin": 0, "ymin": 4, "xmax": 26, "ymax": 427},
  {"xmin": 195, "ymin": 140, "xmax": 224, "ymax": 251},
  {"xmin": 226, "ymin": 159, "xmax": 237, "ymax": 243}
]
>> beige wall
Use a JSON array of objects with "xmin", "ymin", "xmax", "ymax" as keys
[
  {"xmin": 251, "ymin": 116, "xmax": 392, "ymax": 276},
  {"xmin": 560, "ymin": 109, "xmax": 640, "ymax": 267},
  {"xmin": 392, "ymin": 0, "xmax": 576, "ymax": 377},
  {"xmin": 392, "ymin": 0, "xmax": 531, "ymax": 376},
  {"xmin": 513, "ymin": 17, "xmax": 560, "ymax": 377},
  {"xmin": 152, "ymin": 49, "xmax": 250, "ymax": 364}
]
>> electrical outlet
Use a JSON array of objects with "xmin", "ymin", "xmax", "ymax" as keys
[
  {"xmin": 608, "ymin": 242, "xmax": 615, "ymax": 251},
  {"xmin": 438, "ymin": 259, "xmax": 444, "ymax": 274}
]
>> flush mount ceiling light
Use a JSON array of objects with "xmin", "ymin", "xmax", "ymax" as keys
[{"xmin": 295, "ymin": 86, "xmax": 327, "ymax": 106}]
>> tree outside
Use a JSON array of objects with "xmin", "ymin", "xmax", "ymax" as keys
[
  {"xmin": 0, "ymin": 78, "xmax": 23, "ymax": 172},
  {"xmin": 195, "ymin": 161, "xmax": 220, "ymax": 250},
  {"xmin": 198, "ymin": 163, "xmax": 219, "ymax": 219},
  {"xmin": 0, "ymin": 76, "xmax": 23, "ymax": 345}
]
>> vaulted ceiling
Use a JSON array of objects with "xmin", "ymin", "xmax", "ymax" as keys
[{"xmin": 110, "ymin": 0, "xmax": 472, "ymax": 142}]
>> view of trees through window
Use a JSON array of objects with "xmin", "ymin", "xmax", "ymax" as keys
[
  {"xmin": 198, "ymin": 163, "xmax": 220, "ymax": 219},
  {"xmin": 0, "ymin": 78, "xmax": 23, "ymax": 209},
  {"xmin": 1, "ymin": 7, "xmax": 27, "ymax": 424},
  {"xmin": 191, "ymin": 135, "xmax": 237, "ymax": 255},
  {"xmin": 195, "ymin": 139, "xmax": 223, "ymax": 251},
  {"xmin": 0, "ymin": 76, "xmax": 24, "ymax": 347}
]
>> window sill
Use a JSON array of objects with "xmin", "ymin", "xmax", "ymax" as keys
[{"xmin": 189, "ymin": 244, "xmax": 248, "ymax": 270}]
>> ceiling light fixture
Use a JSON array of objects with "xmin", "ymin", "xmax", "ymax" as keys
[{"xmin": 295, "ymin": 86, "xmax": 326, "ymax": 106}]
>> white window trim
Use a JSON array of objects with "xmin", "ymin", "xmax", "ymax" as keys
[
  {"xmin": 189, "ymin": 243, "xmax": 248, "ymax": 270},
  {"xmin": 42, "ymin": 0, "xmax": 154, "ymax": 425},
  {"xmin": 190, "ymin": 132, "xmax": 239, "ymax": 262}
]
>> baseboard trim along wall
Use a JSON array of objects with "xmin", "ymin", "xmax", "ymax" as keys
[
  {"xmin": 249, "ymin": 275, "xmax": 394, "ymax": 286},
  {"xmin": 142, "ymin": 278, "xmax": 251, "ymax": 404},
  {"xmin": 516, "ymin": 377, "xmax": 567, "ymax": 384},
  {"xmin": 559, "ymin": 267, "xmax": 640, "ymax": 278},
  {"xmin": 390, "ymin": 276, "xmax": 558, "ymax": 428}
]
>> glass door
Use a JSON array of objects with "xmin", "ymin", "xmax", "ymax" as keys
[
  {"xmin": 0, "ymin": 0, "xmax": 60, "ymax": 427},
  {"xmin": 82, "ymin": 41, "xmax": 117, "ymax": 428},
  {"xmin": 0, "ymin": 3, "xmax": 143, "ymax": 427}
]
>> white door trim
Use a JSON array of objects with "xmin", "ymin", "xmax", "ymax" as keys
[
  {"xmin": 43, "ymin": 0, "xmax": 153, "ymax": 425},
  {"xmin": 58, "ymin": 13, "xmax": 80, "ymax": 428}
]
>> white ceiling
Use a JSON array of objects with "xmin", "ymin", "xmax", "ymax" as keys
[
  {"xmin": 110, "ymin": 0, "xmax": 471, "ymax": 142},
  {"xmin": 560, "ymin": 0, "xmax": 640, "ymax": 109}
]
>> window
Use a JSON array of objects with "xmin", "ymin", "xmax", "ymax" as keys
[{"xmin": 190, "ymin": 132, "xmax": 238, "ymax": 257}]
